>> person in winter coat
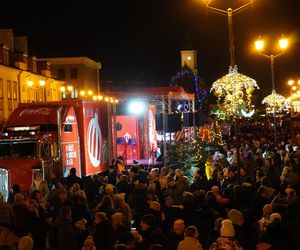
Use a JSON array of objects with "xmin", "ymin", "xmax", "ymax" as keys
[
  {"xmin": 30, "ymin": 171, "xmax": 49, "ymax": 198},
  {"xmin": 228, "ymin": 209, "xmax": 253, "ymax": 250},
  {"xmin": 166, "ymin": 219, "xmax": 185, "ymax": 250},
  {"xmin": 17, "ymin": 235, "xmax": 34, "ymax": 250},
  {"xmin": 93, "ymin": 212, "xmax": 111, "ymax": 250},
  {"xmin": 66, "ymin": 168, "xmax": 83, "ymax": 189},
  {"xmin": 209, "ymin": 219, "xmax": 242, "ymax": 250},
  {"xmin": 26, "ymin": 200, "xmax": 47, "ymax": 250},
  {"xmin": 49, "ymin": 205, "xmax": 76, "ymax": 250},
  {"xmin": 177, "ymin": 225, "xmax": 203, "ymax": 250},
  {"xmin": 139, "ymin": 214, "xmax": 166, "ymax": 250},
  {"xmin": 259, "ymin": 213, "xmax": 288, "ymax": 250},
  {"xmin": 74, "ymin": 219, "xmax": 89, "ymax": 250},
  {"xmin": 11, "ymin": 193, "xmax": 28, "ymax": 236}
]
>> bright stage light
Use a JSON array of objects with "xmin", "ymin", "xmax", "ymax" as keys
[{"xmin": 128, "ymin": 100, "xmax": 146, "ymax": 114}]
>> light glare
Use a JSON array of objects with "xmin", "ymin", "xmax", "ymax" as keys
[
  {"xmin": 128, "ymin": 100, "xmax": 146, "ymax": 114},
  {"xmin": 39, "ymin": 80, "xmax": 45, "ymax": 86},
  {"xmin": 255, "ymin": 40, "xmax": 264, "ymax": 51},
  {"xmin": 279, "ymin": 38, "xmax": 288, "ymax": 49},
  {"xmin": 27, "ymin": 81, "xmax": 33, "ymax": 87}
]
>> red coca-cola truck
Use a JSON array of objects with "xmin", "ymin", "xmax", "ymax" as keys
[{"xmin": 0, "ymin": 100, "xmax": 110, "ymax": 200}]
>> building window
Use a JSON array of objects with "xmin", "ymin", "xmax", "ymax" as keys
[
  {"xmin": 7, "ymin": 80, "xmax": 12, "ymax": 99},
  {"xmin": 70, "ymin": 68, "xmax": 78, "ymax": 79},
  {"xmin": 0, "ymin": 79, "xmax": 3, "ymax": 98},
  {"xmin": 3, "ymin": 50, "xmax": 9, "ymax": 65},
  {"xmin": 13, "ymin": 81, "xmax": 17, "ymax": 100},
  {"xmin": 57, "ymin": 68, "xmax": 65, "ymax": 80}
]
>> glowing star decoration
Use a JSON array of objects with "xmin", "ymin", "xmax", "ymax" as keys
[
  {"xmin": 211, "ymin": 65, "xmax": 259, "ymax": 119},
  {"xmin": 262, "ymin": 90, "xmax": 286, "ymax": 114}
]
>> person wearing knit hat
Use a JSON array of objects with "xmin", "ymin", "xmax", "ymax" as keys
[
  {"xmin": 228, "ymin": 209, "xmax": 244, "ymax": 226},
  {"xmin": 259, "ymin": 212, "xmax": 287, "ymax": 250},
  {"xmin": 220, "ymin": 219, "xmax": 235, "ymax": 238},
  {"xmin": 105, "ymin": 184, "xmax": 114, "ymax": 194},
  {"xmin": 210, "ymin": 220, "xmax": 242, "ymax": 250},
  {"xmin": 269, "ymin": 213, "xmax": 281, "ymax": 223},
  {"xmin": 228, "ymin": 209, "xmax": 253, "ymax": 250},
  {"xmin": 82, "ymin": 235, "xmax": 96, "ymax": 250},
  {"xmin": 75, "ymin": 218, "xmax": 87, "ymax": 230},
  {"xmin": 257, "ymin": 204, "xmax": 273, "ymax": 237},
  {"xmin": 177, "ymin": 226, "xmax": 203, "ymax": 250},
  {"xmin": 18, "ymin": 235, "xmax": 33, "ymax": 250}
]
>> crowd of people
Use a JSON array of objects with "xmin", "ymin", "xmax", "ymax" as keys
[{"xmin": 0, "ymin": 125, "xmax": 300, "ymax": 250}]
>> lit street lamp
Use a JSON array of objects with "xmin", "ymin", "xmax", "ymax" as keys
[
  {"xmin": 255, "ymin": 36, "xmax": 289, "ymax": 145},
  {"xmin": 60, "ymin": 85, "xmax": 75, "ymax": 99},
  {"xmin": 26, "ymin": 79, "xmax": 47, "ymax": 102}
]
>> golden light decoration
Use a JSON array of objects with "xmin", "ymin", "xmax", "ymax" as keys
[
  {"xmin": 262, "ymin": 90, "xmax": 286, "ymax": 114},
  {"xmin": 210, "ymin": 65, "xmax": 259, "ymax": 119}
]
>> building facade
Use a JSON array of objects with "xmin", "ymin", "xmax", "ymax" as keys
[
  {"xmin": 0, "ymin": 29, "xmax": 63, "ymax": 126},
  {"xmin": 39, "ymin": 57, "xmax": 101, "ymax": 97}
]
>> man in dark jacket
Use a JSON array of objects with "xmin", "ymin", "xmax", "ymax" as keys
[
  {"xmin": 66, "ymin": 168, "xmax": 82, "ymax": 189},
  {"xmin": 49, "ymin": 205, "xmax": 76, "ymax": 250},
  {"xmin": 228, "ymin": 209, "xmax": 254, "ymax": 250},
  {"xmin": 140, "ymin": 214, "xmax": 166, "ymax": 250}
]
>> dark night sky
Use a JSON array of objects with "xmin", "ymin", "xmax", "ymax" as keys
[{"xmin": 1, "ymin": 0, "xmax": 300, "ymax": 100}]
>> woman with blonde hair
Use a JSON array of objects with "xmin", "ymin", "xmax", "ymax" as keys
[{"xmin": 30, "ymin": 171, "xmax": 49, "ymax": 198}]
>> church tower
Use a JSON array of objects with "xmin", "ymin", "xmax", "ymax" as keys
[{"xmin": 180, "ymin": 50, "xmax": 197, "ymax": 75}]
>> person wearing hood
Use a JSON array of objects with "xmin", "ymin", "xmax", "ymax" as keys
[{"xmin": 177, "ymin": 225, "xmax": 203, "ymax": 250}]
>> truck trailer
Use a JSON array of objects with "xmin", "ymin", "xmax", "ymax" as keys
[{"xmin": 0, "ymin": 100, "xmax": 110, "ymax": 200}]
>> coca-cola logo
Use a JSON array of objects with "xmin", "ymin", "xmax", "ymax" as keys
[
  {"xmin": 87, "ymin": 113, "xmax": 102, "ymax": 167},
  {"xmin": 20, "ymin": 108, "xmax": 52, "ymax": 116}
]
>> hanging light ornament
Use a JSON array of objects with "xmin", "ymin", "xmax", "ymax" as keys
[
  {"xmin": 262, "ymin": 90, "xmax": 286, "ymax": 114},
  {"xmin": 211, "ymin": 65, "xmax": 259, "ymax": 119}
]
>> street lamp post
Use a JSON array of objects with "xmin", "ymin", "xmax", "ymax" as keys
[
  {"xmin": 203, "ymin": 0, "xmax": 257, "ymax": 165},
  {"xmin": 255, "ymin": 36, "xmax": 288, "ymax": 145},
  {"xmin": 203, "ymin": 0, "xmax": 253, "ymax": 67}
]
